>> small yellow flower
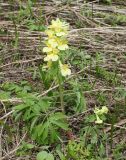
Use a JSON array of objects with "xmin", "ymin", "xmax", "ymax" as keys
[
  {"xmin": 49, "ymin": 18, "xmax": 68, "ymax": 30},
  {"xmin": 60, "ymin": 62, "xmax": 71, "ymax": 77},
  {"xmin": 43, "ymin": 39, "xmax": 58, "ymax": 53},
  {"xmin": 44, "ymin": 54, "xmax": 59, "ymax": 62},
  {"xmin": 94, "ymin": 106, "xmax": 108, "ymax": 115},
  {"xmin": 101, "ymin": 106, "xmax": 108, "ymax": 114},
  {"xmin": 58, "ymin": 44, "xmax": 69, "ymax": 50},
  {"xmin": 94, "ymin": 107, "xmax": 102, "ymax": 115},
  {"xmin": 47, "ymin": 39, "xmax": 58, "ymax": 48},
  {"xmin": 43, "ymin": 47, "xmax": 52, "ymax": 53},
  {"xmin": 45, "ymin": 30, "xmax": 54, "ymax": 38},
  {"xmin": 95, "ymin": 115, "xmax": 103, "ymax": 124},
  {"xmin": 94, "ymin": 106, "xmax": 108, "ymax": 124},
  {"xmin": 56, "ymin": 31, "xmax": 66, "ymax": 37},
  {"xmin": 57, "ymin": 39, "xmax": 69, "ymax": 50},
  {"xmin": 49, "ymin": 18, "xmax": 68, "ymax": 37}
]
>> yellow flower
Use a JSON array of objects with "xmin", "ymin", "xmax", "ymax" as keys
[
  {"xmin": 95, "ymin": 115, "xmax": 103, "ymax": 124},
  {"xmin": 56, "ymin": 31, "xmax": 66, "ymax": 37},
  {"xmin": 59, "ymin": 62, "xmax": 71, "ymax": 77},
  {"xmin": 58, "ymin": 44, "xmax": 69, "ymax": 50},
  {"xmin": 94, "ymin": 107, "xmax": 102, "ymax": 115},
  {"xmin": 57, "ymin": 39, "xmax": 69, "ymax": 50},
  {"xmin": 94, "ymin": 106, "xmax": 108, "ymax": 115},
  {"xmin": 43, "ymin": 39, "xmax": 58, "ymax": 53},
  {"xmin": 49, "ymin": 18, "xmax": 68, "ymax": 37},
  {"xmin": 43, "ymin": 39, "xmax": 59, "ymax": 53},
  {"xmin": 45, "ymin": 30, "xmax": 54, "ymax": 38},
  {"xmin": 43, "ymin": 47, "xmax": 52, "ymax": 53},
  {"xmin": 44, "ymin": 54, "xmax": 59, "ymax": 62},
  {"xmin": 47, "ymin": 39, "xmax": 58, "ymax": 48},
  {"xmin": 49, "ymin": 18, "xmax": 68, "ymax": 30},
  {"xmin": 101, "ymin": 106, "xmax": 108, "ymax": 114},
  {"xmin": 94, "ymin": 106, "xmax": 108, "ymax": 124}
]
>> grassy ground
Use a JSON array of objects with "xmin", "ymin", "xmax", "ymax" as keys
[{"xmin": 0, "ymin": 0, "xmax": 126, "ymax": 160}]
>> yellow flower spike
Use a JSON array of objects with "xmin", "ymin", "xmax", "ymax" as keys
[
  {"xmin": 43, "ymin": 18, "xmax": 70, "ymax": 73},
  {"xmin": 59, "ymin": 62, "xmax": 71, "ymax": 77},
  {"xmin": 95, "ymin": 115, "xmax": 103, "ymax": 124}
]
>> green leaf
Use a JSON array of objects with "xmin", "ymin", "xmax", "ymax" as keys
[
  {"xmin": 56, "ymin": 149, "xmax": 66, "ymax": 160},
  {"xmin": 14, "ymin": 104, "xmax": 29, "ymax": 111},
  {"xmin": 38, "ymin": 99, "xmax": 50, "ymax": 112},
  {"xmin": 85, "ymin": 114, "xmax": 96, "ymax": 123},
  {"xmin": 14, "ymin": 112, "xmax": 22, "ymax": 121},
  {"xmin": 76, "ymin": 90, "xmax": 86, "ymax": 113},
  {"xmin": 26, "ymin": 143, "xmax": 34, "ymax": 149},
  {"xmin": 39, "ymin": 66, "xmax": 50, "ymax": 89},
  {"xmin": 50, "ymin": 126, "xmax": 59, "ymax": 143},
  {"xmin": 50, "ymin": 112, "xmax": 67, "ymax": 121},
  {"xmin": 37, "ymin": 151, "xmax": 48, "ymax": 160},
  {"xmin": 51, "ymin": 120, "xmax": 68, "ymax": 131},
  {"xmin": 46, "ymin": 153, "xmax": 54, "ymax": 160},
  {"xmin": 0, "ymin": 91, "xmax": 10, "ymax": 99},
  {"xmin": 42, "ymin": 122, "xmax": 49, "ymax": 142},
  {"xmin": 37, "ymin": 124, "xmax": 46, "ymax": 137},
  {"xmin": 30, "ymin": 117, "xmax": 39, "ymax": 131}
]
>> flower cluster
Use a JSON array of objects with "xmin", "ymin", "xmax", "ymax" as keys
[
  {"xmin": 43, "ymin": 18, "xmax": 71, "ymax": 77},
  {"xmin": 94, "ymin": 106, "xmax": 108, "ymax": 124}
]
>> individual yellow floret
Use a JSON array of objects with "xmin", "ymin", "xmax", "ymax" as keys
[
  {"xmin": 58, "ymin": 44, "xmax": 69, "ymax": 50},
  {"xmin": 43, "ymin": 47, "xmax": 53, "ymax": 53},
  {"xmin": 94, "ymin": 106, "xmax": 108, "ymax": 115},
  {"xmin": 44, "ymin": 54, "xmax": 59, "ymax": 62},
  {"xmin": 47, "ymin": 39, "xmax": 58, "ymax": 48},
  {"xmin": 59, "ymin": 62, "xmax": 71, "ymax": 77},
  {"xmin": 57, "ymin": 39, "xmax": 69, "ymax": 50},
  {"xmin": 100, "ymin": 106, "xmax": 108, "ymax": 114},
  {"xmin": 45, "ymin": 30, "xmax": 54, "ymax": 38}
]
